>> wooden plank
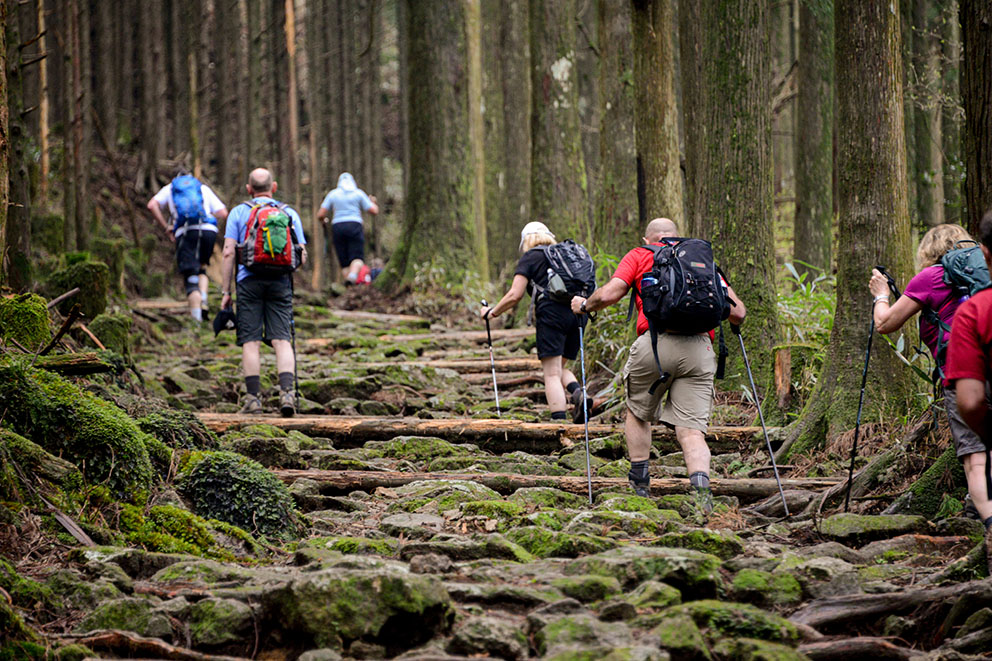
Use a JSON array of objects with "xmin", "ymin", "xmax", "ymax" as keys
[
  {"xmin": 197, "ymin": 413, "xmax": 766, "ymax": 454},
  {"xmin": 271, "ymin": 467, "xmax": 842, "ymax": 501}
]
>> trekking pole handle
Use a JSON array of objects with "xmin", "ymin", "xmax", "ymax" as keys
[
  {"xmin": 730, "ymin": 323, "xmax": 742, "ymax": 337},
  {"xmin": 874, "ymin": 265, "xmax": 901, "ymax": 299}
]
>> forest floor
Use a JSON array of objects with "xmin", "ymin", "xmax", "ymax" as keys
[{"xmin": 2, "ymin": 285, "xmax": 991, "ymax": 661}]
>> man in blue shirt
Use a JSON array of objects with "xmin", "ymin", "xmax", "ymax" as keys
[{"xmin": 220, "ymin": 168, "xmax": 307, "ymax": 416}]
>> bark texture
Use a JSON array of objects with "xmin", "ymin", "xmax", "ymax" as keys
[
  {"xmin": 784, "ymin": 0, "xmax": 916, "ymax": 457},
  {"xmin": 912, "ymin": 0, "xmax": 945, "ymax": 228},
  {"xmin": 793, "ymin": 0, "xmax": 834, "ymax": 275},
  {"xmin": 962, "ymin": 0, "xmax": 992, "ymax": 236}
]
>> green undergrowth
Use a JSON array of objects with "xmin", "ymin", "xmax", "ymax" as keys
[
  {"xmin": 178, "ymin": 451, "xmax": 305, "ymax": 540},
  {"xmin": 119, "ymin": 503, "xmax": 260, "ymax": 560}
]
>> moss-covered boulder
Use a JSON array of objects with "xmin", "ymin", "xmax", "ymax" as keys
[
  {"xmin": 731, "ymin": 569, "xmax": 802, "ymax": 606},
  {"xmin": 566, "ymin": 546, "xmax": 724, "ymax": 596},
  {"xmin": 447, "ymin": 615, "xmax": 529, "ymax": 660},
  {"xmin": 75, "ymin": 597, "xmax": 172, "ymax": 638},
  {"xmin": 663, "ymin": 600, "xmax": 799, "ymax": 645},
  {"xmin": 262, "ymin": 568, "xmax": 454, "ymax": 653},
  {"xmin": 49, "ymin": 260, "xmax": 110, "ymax": 319},
  {"xmin": 178, "ymin": 451, "xmax": 304, "ymax": 540},
  {"xmin": 189, "ymin": 597, "xmax": 254, "ymax": 648},
  {"xmin": 551, "ymin": 575, "xmax": 622, "ymax": 603},
  {"xmin": 0, "ymin": 360, "xmax": 153, "ymax": 496},
  {"xmin": 534, "ymin": 614, "xmax": 635, "ymax": 657},
  {"xmin": 300, "ymin": 536, "xmax": 399, "ymax": 559},
  {"xmin": 119, "ymin": 504, "xmax": 260, "ymax": 559},
  {"xmin": 711, "ymin": 638, "xmax": 808, "ymax": 661},
  {"xmin": 653, "ymin": 529, "xmax": 745, "ymax": 560},
  {"xmin": 363, "ymin": 436, "xmax": 479, "ymax": 462},
  {"xmin": 87, "ymin": 313, "xmax": 131, "ymax": 356},
  {"xmin": 566, "ymin": 509, "xmax": 675, "ymax": 537},
  {"xmin": 505, "ymin": 527, "xmax": 618, "ymax": 558},
  {"xmin": 628, "ymin": 580, "xmax": 682, "ymax": 611},
  {"xmin": 819, "ymin": 513, "xmax": 929, "ymax": 546},
  {"xmin": 392, "ymin": 479, "xmax": 501, "ymax": 512},
  {"xmin": 886, "ymin": 446, "xmax": 967, "ymax": 519},
  {"xmin": 399, "ymin": 533, "xmax": 534, "ymax": 563},
  {"xmin": 0, "ymin": 293, "xmax": 50, "ymax": 349},
  {"xmin": 138, "ymin": 409, "xmax": 219, "ymax": 450},
  {"xmin": 299, "ymin": 376, "xmax": 380, "ymax": 403},
  {"xmin": 652, "ymin": 612, "xmax": 711, "ymax": 660},
  {"xmin": 0, "ymin": 429, "xmax": 81, "ymax": 499},
  {"xmin": 0, "ymin": 558, "xmax": 63, "ymax": 617},
  {"xmin": 509, "ymin": 486, "xmax": 590, "ymax": 510}
]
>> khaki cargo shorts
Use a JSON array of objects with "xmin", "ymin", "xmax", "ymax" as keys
[{"xmin": 622, "ymin": 332, "xmax": 717, "ymax": 431}]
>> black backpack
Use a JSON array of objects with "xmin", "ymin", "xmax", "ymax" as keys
[
  {"xmin": 534, "ymin": 240, "xmax": 596, "ymax": 303},
  {"xmin": 629, "ymin": 238, "xmax": 732, "ymax": 392}
]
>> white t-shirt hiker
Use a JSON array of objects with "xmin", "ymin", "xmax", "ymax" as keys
[{"xmin": 152, "ymin": 182, "xmax": 227, "ymax": 237}]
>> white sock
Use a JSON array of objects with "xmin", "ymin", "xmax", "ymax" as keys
[
  {"xmin": 201, "ymin": 293, "xmax": 208, "ymax": 310},
  {"xmin": 191, "ymin": 308, "xmax": 203, "ymax": 322}
]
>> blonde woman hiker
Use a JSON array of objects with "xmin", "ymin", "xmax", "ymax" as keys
[
  {"xmin": 479, "ymin": 222, "xmax": 592, "ymax": 423},
  {"xmin": 317, "ymin": 172, "xmax": 379, "ymax": 284}
]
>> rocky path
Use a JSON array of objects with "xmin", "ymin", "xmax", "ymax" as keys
[{"xmin": 24, "ymin": 297, "xmax": 992, "ymax": 660}]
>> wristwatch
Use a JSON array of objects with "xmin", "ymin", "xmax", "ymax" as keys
[{"xmin": 580, "ymin": 300, "xmax": 588, "ymax": 313}]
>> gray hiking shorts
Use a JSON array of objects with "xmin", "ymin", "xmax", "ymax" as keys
[
  {"xmin": 235, "ymin": 276, "xmax": 293, "ymax": 346},
  {"xmin": 944, "ymin": 385, "xmax": 989, "ymax": 457}
]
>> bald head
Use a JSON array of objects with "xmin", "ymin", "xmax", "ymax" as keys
[
  {"xmin": 247, "ymin": 168, "xmax": 275, "ymax": 195},
  {"xmin": 644, "ymin": 218, "xmax": 678, "ymax": 243}
]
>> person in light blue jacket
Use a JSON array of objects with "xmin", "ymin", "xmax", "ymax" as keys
[{"xmin": 317, "ymin": 172, "xmax": 379, "ymax": 283}]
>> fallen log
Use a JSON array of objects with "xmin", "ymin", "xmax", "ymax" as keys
[
  {"xmin": 58, "ymin": 630, "xmax": 249, "ymax": 661},
  {"xmin": 132, "ymin": 299, "xmax": 189, "ymax": 312},
  {"xmin": 799, "ymin": 637, "xmax": 914, "ymax": 661},
  {"xmin": 789, "ymin": 578, "xmax": 992, "ymax": 630},
  {"xmin": 354, "ymin": 357, "xmax": 541, "ymax": 373},
  {"xmin": 271, "ymin": 467, "xmax": 841, "ymax": 501},
  {"xmin": 325, "ymin": 308, "xmax": 429, "ymax": 326},
  {"xmin": 463, "ymin": 371, "xmax": 544, "ymax": 387},
  {"xmin": 198, "ymin": 413, "xmax": 767, "ymax": 454},
  {"xmin": 35, "ymin": 352, "xmax": 120, "ymax": 375}
]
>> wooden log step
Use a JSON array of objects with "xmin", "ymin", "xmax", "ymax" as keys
[
  {"xmin": 198, "ymin": 413, "xmax": 766, "ymax": 455},
  {"xmin": 271, "ymin": 467, "xmax": 841, "ymax": 501},
  {"xmin": 377, "ymin": 328, "xmax": 535, "ymax": 344},
  {"xmin": 324, "ymin": 308, "xmax": 429, "ymax": 325},
  {"xmin": 462, "ymin": 371, "xmax": 544, "ymax": 387},
  {"xmin": 132, "ymin": 299, "xmax": 188, "ymax": 312},
  {"xmin": 36, "ymin": 351, "xmax": 122, "ymax": 375},
  {"xmin": 328, "ymin": 357, "xmax": 542, "ymax": 373}
]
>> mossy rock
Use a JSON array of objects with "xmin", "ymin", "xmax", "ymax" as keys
[
  {"xmin": 522, "ymin": 509, "xmax": 571, "ymax": 531},
  {"xmin": 711, "ymin": 638, "xmax": 808, "ymax": 661},
  {"xmin": 303, "ymin": 536, "xmax": 399, "ymax": 557},
  {"xmin": 189, "ymin": 597, "xmax": 254, "ymax": 647},
  {"xmin": 0, "ymin": 360, "xmax": 153, "ymax": 496},
  {"xmin": 75, "ymin": 597, "xmax": 172, "ymax": 638},
  {"xmin": 400, "ymin": 533, "xmax": 535, "ymax": 563},
  {"xmin": 819, "ymin": 513, "xmax": 928, "ymax": 546},
  {"xmin": 48, "ymin": 260, "xmax": 110, "ymax": 319},
  {"xmin": 299, "ymin": 376, "xmax": 380, "ymax": 403},
  {"xmin": 887, "ymin": 446, "xmax": 967, "ymax": 519},
  {"xmin": 138, "ymin": 409, "xmax": 219, "ymax": 450},
  {"xmin": 663, "ymin": 600, "xmax": 798, "ymax": 645},
  {"xmin": 566, "ymin": 546, "xmax": 724, "ymax": 595},
  {"xmin": 558, "ymin": 450, "xmax": 607, "ymax": 472},
  {"xmin": 392, "ymin": 479, "xmax": 501, "ymax": 512},
  {"xmin": 550, "ymin": 575, "xmax": 622, "ymax": 603},
  {"xmin": 0, "ymin": 294, "xmax": 50, "ymax": 350},
  {"xmin": 0, "ymin": 558, "xmax": 63, "ymax": 616},
  {"xmin": 627, "ymin": 580, "xmax": 682, "ymax": 610},
  {"xmin": 651, "ymin": 612, "xmax": 711, "ymax": 660},
  {"xmin": 566, "ymin": 509, "xmax": 675, "ymax": 537},
  {"xmin": 653, "ymin": 529, "xmax": 745, "ymax": 560},
  {"xmin": 363, "ymin": 436, "xmax": 480, "ymax": 461},
  {"xmin": 263, "ymin": 568, "xmax": 454, "ymax": 652},
  {"xmin": 731, "ymin": 569, "xmax": 802, "ymax": 606},
  {"xmin": 505, "ymin": 526, "xmax": 618, "ymax": 558},
  {"xmin": 459, "ymin": 499, "xmax": 526, "ymax": 526},
  {"xmin": 534, "ymin": 614, "xmax": 634, "ymax": 657},
  {"xmin": 150, "ymin": 559, "xmax": 255, "ymax": 586},
  {"xmin": 118, "ymin": 503, "xmax": 259, "ymax": 560},
  {"xmin": 178, "ymin": 451, "xmax": 304, "ymax": 540},
  {"xmin": 87, "ymin": 314, "xmax": 131, "ymax": 356},
  {"xmin": 509, "ymin": 486, "xmax": 589, "ymax": 510},
  {"xmin": 0, "ymin": 429, "xmax": 81, "ymax": 498},
  {"xmin": 89, "ymin": 238, "xmax": 126, "ymax": 295}
]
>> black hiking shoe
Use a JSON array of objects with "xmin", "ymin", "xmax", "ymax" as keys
[
  {"xmin": 691, "ymin": 486, "xmax": 714, "ymax": 521},
  {"xmin": 279, "ymin": 390, "xmax": 296, "ymax": 418},
  {"xmin": 571, "ymin": 387, "xmax": 593, "ymax": 424},
  {"xmin": 963, "ymin": 495, "xmax": 980, "ymax": 520}
]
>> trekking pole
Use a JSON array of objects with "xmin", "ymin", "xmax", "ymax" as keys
[
  {"xmin": 732, "ymin": 324, "xmax": 789, "ymax": 517},
  {"xmin": 578, "ymin": 322, "xmax": 593, "ymax": 505},
  {"xmin": 845, "ymin": 266, "xmax": 901, "ymax": 511},
  {"xmin": 481, "ymin": 300, "xmax": 501, "ymax": 418}
]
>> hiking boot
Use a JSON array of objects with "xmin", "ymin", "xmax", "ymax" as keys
[
  {"xmin": 629, "ymin": 479, "xmax": 651, "ymax": 498},
  {"xmin": 280, "ymin": 390, "xmax": 296, "ymax": 418},
  {"xmin": 240, "ymin": 393, "xmax": 263, "ymax": 415},
  {"xmin": 571, "ymin": 387, "xmax": 593, "ymax": 424},
  {"xmin": 963, "ymin": 495, "xmax": 980, "ymax": 520},
  {"xmin": 691, "ymin": 486, "xmax": 714, "ymax": 520},
  {"xmin": 986, "ymin": 524, "xmax": 992, "ymax": 578}
]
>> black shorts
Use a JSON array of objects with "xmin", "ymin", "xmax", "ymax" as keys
[
  {"xmin": 236, "ymin": 276, "xmax": 294, "ymax": 346},
  {"xmin": 535, "ymin": 300, "xmax": 585, "ymax": 360},
  {"xmin": 176, "ymin": 228, "xmax": 217, "ymax": 277},
  {"xmin": 332, "ymin": 221, "xmax": 365, "ymax": 266}
]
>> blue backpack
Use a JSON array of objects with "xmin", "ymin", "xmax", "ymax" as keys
[{"xmin": 171, "ymin": 175, "xmax": 206, "ymax": 229}]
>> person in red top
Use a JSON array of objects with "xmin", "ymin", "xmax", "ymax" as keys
[
  {"xmin": 571, "ymin": 218, "xmax": 746, "ymax": 516},
  {"xmin": 946, "ymin": 210, "xmax": 992, "ymax": 566}
]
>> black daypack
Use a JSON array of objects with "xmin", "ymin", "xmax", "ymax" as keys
[
  {"xmin": 534, "ymin": 240, "xmax": 596, "ymax": 303},
  {"xmin": 629, "ymin": 238, "xmax": 732, "ymax": 393}
]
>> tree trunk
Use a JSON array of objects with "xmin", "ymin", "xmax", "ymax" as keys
[
  {"xmin": 912, "ymin": 0, "xmax": 945, "ymax": 228},
  {"xmin": 632, "ymin": 0, "xmax": 683, "ymax": 236},
  {"xmin": 680, "ymin": 0, "xmax": 777, "ymax": 377},
  {"xmin": 6, "ymin": 0, "xmax": 30, "ymax": 290},
  {"xmin": 285, "ymin": 0, "xmax": 300, "ymax": 206},
  {"xmin": 783, "ymin": 0, "xmax": 916, "ymax": 458},
  {"xmin": 466, "ymin": 0, "xmax": 487, "ymax": 281},
  {"xmin": 595, "ymin": 0, "xmax": 637, "ymax": 255},
  {"xmin": 962, "ymin": 0, "xmax": 992, "ymax": 237},
  {"xmin": 793, "ymin": 0, "xmax": 834, "ymax": 276},
  {"xmin": 36, "ymin": 0, "xmax": 48, "ymax": 202},
  {"xmin": 0, "ymin": 0, "xmax": 7, "ymax": 285},
  {"xmin": 377, "ymin": 0, "xmax": 486, "ymax": 288},
  {"xmin": 529, "ymin": 0, "xmax": 589, "ymax": 244},
  {"xmin": 942, "ymin": 0, "xmax": 962, "ymax": 226},
  {"xmin": 575, "ymin": 0, "xmax": 599, "ymax": 232}
]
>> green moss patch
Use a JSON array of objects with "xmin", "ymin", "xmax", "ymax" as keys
[
  {"xmin": 550, "ymin": 574, "xmax": 622, "ymax": 603},
  {"xmin": 653, "ymin": 529, "xmax": 745, "ymax": 560},
  {"xmin": 87, "ymin": 314, "xmax": 131, "ymax": 356},
  {"xmin": 505, "ymin": 527, "xmax": 618, "ymax": 558},
  {"xmin": 731, "ymin": 569, "xmax": 802, "ymax": 606},
  {"xmin": 0, "ymin": 294, "xmax": 50, "ymax": 350},
  {"xmin": 48, "ymin": 260, "xmax": 110, "ymax": 319},
  {"xmin": 664, "ymin": 600, "xmax": 798, "ymax": 644}
]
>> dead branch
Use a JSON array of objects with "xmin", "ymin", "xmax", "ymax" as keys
[
  {"xmin": 799, "ymin": 637, "xmax": 914, "ymax": 660},
  {"xmin": 39, "ymin": 303, "xmax": 81, "ymax": 355},
  {"xmin": 58, "ymin": 630, "xmax": 249, "ymax": 661},
  {"xmin": 46, "ymin": 287, "xmax": 81, "ymax": 309}
]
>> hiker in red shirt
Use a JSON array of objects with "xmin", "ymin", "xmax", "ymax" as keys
[
  {"xmin": 571, "ymin": 218, "xmax": 746, "ymax": 517},
  {"xmin": 946, "ymin": 210, "xmax": 992, "ymax": 568}
]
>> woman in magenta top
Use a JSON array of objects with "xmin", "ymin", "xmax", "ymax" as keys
[{"xmin": 870, "ymin": 223, "xmax": 986, "ymax": 518}]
